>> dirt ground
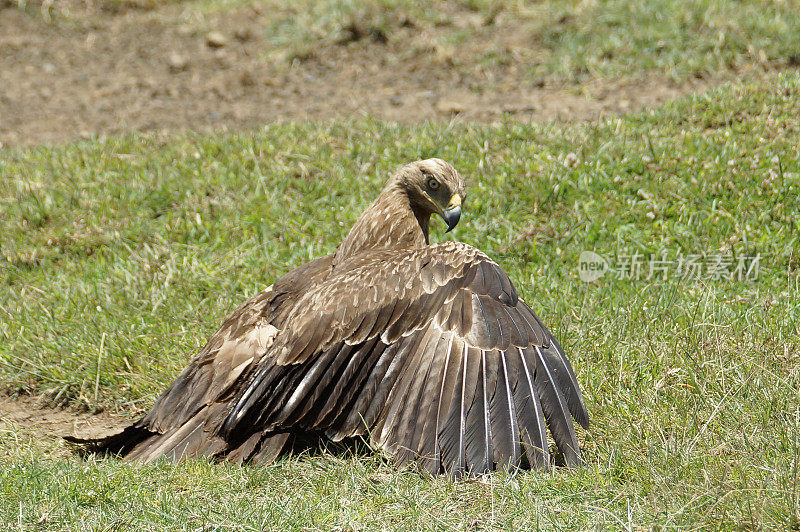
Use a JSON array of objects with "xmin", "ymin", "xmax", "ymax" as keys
[
  {"xmin": 0, "ymin": 1, "xmax": 753, "ymax": 148},
  {"xmin": 0, "ymin": 393, "xmax": 131, "ymax": 443}
]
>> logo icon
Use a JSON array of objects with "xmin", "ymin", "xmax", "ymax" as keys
[{"xmin": 578, "ymin": 251, "xmax": 609, "ymax": 282}]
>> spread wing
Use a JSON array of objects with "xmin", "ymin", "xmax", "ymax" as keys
[
  {"xmin": 221, "ymin": 241, "xmax": 588, "ymax": 476},
  {"xmin": 68, "ymin": 241, "xmax": 587, "ymax": 476},
  {"xmin": 65, "ymin": 254, "xmax": 335, "ymax": 460},
  {"xmin": 142, "ymin": 253, "xmax": 337, "ymax": 429}
]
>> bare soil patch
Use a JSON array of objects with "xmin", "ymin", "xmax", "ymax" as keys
[
  {"xmin": 0, "ymin": 393, "xmax": 130, "ymax": 442},
  {"xmin": 0, "ymin": 1, "xmax": 769, "ymax": 148}
]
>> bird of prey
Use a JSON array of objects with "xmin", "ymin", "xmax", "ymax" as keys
[{"xmin": 67, "ymin": 158, "xmax": 588, "ymax": 476}]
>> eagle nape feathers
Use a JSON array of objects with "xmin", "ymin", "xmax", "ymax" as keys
[{"xmin": 65, "ymin": 158, "xmax": 589, "ymax": 477}]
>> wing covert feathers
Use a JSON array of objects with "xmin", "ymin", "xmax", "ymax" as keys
[{"xmin": 67, "ymin": 241, "xmax": 588, "ymax": 477}]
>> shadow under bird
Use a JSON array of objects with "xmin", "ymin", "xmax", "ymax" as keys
[{"xmin": 66, "ymin": 158, "xmax": 589, "ymax": 476}]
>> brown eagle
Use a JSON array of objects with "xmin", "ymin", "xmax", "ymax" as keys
[{"xmin": 67, "ymin": 158, "xmax": 588, "ymax": 476}]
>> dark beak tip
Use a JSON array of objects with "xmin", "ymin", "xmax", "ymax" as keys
[{"xmin": 443, "ymin": 206, "xmax": 461, "ymax": 233}]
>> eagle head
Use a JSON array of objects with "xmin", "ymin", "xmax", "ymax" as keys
[{"xmin": 395, "ymin": 158, "xmax": 467, "ymax": 232}]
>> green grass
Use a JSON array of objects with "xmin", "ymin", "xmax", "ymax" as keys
[
  {"xmin": 527, "ymin": 0, "xmax": 800, "ymax": 81},
  {"xmin": 1, "ymin": 72, "xmax": 799, "ymax": 528}
]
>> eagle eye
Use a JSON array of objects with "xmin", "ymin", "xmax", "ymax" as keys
[{"xmin": 427, "ymin": 177, "xmax": 440, "ymax": 191}]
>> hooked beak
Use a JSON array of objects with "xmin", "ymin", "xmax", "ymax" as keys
[{"xmin": 442, "ymin": 194, "xmax": 462, "ymax": 233}]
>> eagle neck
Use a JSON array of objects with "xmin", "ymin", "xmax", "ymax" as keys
[{"xmin": 333, "ymin": 183, "xmax": 430, "ymax": 266}]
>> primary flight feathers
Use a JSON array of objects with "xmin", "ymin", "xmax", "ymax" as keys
[{"xmin": 66, "ymin": 158, "xmax": 589, "ymax": 476}]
